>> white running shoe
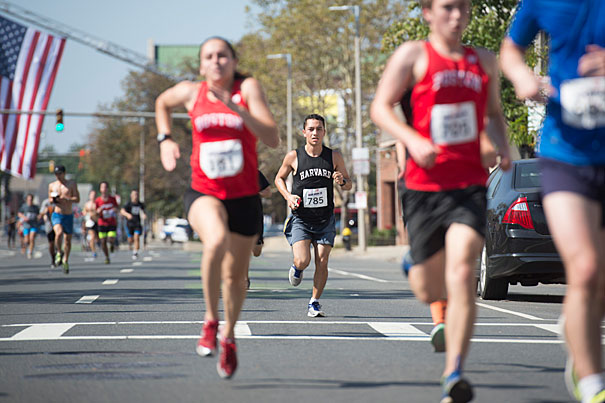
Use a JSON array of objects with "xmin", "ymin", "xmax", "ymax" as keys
[
  {"xmin": 289, "ymin": 265, "xmax": 303, "ymax": 287},
  {"xmin": 308, "ymin": 301, "xmax": 325, "ymax": 317}
]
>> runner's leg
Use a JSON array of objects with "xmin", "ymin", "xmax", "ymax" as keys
[
  {"xmin": 443, "ymin": 223, "xmax": 483, "ymax": 376},
  {"xmin": 311, "ymin": 243, "xmax": 331, "ymax": 300},
  {"xmin": 292, "ymin": 239, "xmax": 312, "ymax": 271},
  {"xmin": 543, "ymin": 192, "xmax": 604, "ymax": 379},
  {"xmin": 188, "ymin": 196, "xmax": 228, "ymax": 322},
  {"xmin": 221, "ymin": 232, "xmax": 256, "ymax": 339}
]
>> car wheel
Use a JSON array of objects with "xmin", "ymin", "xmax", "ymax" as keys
[{"xmin": 479, "ymin": 245, "xmax": 508, "ymax": 300}]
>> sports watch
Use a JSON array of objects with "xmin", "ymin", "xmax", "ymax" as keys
[{"xmin": 156, "ymin": 133, "xmax": 172, "ymax": 144}]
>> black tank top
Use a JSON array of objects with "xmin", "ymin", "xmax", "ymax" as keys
[{"xmin": 292, "ymin": 145, "xmax": 334, "ymax": 223}]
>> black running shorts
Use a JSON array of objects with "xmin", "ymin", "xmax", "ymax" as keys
[
  {"xmin": 540, "ymin": 157, "xmax": 605, "ymax": 227},
  {"xmin": 184, "ymin": 188, "xmax": 261, "ymax": 237},
  {"xmin": 402, "ymin": 185, "xmax": 487, "ymax": 264}
]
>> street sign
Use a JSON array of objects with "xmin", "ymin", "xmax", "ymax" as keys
[
  {"xmin": 355, "ymin": 191, "xmax": 367, "ymax": 209},
  {"xmin": 352, "ymin": 147, "xmax": 370, "ymax": 175}
]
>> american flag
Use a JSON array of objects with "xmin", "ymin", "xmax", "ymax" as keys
[{"xmin": 0, "ymin": 15, "xmax": 65, "ymax": 179}]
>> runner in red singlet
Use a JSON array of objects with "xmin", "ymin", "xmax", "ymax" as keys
[
  {"xmin": 371, "ymin": 1, "xmax": 511, "ymax": 401},
  {"xmin": 155, "ymin": 36, "xmax": 279, "ymax": 379},
  {"xmin": 95, "ymin": 181, "xmax": 119, "ymax": 265}
]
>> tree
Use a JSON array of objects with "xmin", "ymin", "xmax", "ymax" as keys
[
  {"xmin": 86, "ymin": 71, "xmax": 191, "ymax": 217},
  {"xmin": 380, "ymin": 0, "xmax": 544, "ymax": 149},
  {"xmin": 238, "ymin": 0, "xmax": 409, "ymax": 222}
]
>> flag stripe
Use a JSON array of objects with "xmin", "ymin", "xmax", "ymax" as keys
[
  {"xmin": 18, "ymin": 34, "xmax": 52, "ymax": 175},
  {"xmin": 0, "ymin": 18, "xmax": 65, "ymax": 179},
  {"xmin": 27, "ymin": 38, "xmax": 65, "ymax": 178},
  {"xmin": 3, "ymin": 30, "xmax": 39, "ymax": 173}
]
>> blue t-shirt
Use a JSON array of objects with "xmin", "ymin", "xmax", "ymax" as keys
[{"xmin": 508, "ymin": 0, "xmax": 605, "ymax": 165}]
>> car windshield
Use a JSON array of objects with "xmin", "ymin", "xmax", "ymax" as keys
[{"xmin": 514, "ymin": 161, "xmax": 541, "ymax": 189}]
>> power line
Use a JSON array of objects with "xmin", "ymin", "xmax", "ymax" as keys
[{"xmin": 0, "ymin": 1, "xmax": 194, "ymax": 82}]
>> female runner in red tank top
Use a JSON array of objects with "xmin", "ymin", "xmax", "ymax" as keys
[
  {"xmin": 155, "ymin": 37, "xmax": 279, "ymax": 379},
  {"xmin": 371, "ymin": 0, "xmax": 511, "ymax": 401}
]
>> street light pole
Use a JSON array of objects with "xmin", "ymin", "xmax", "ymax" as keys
[
  {"xmin": 329, "ymin": 5, "xmax": 366, "ymax": 251},
  {"xmin": 267, "ymin": 54, "xmax": 293, "ymax": 152},
  {"xmin": 267, "ymin": 53, "xmax": 294, "ymax": 215}
]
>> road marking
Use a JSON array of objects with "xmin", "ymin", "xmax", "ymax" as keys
[
  {"xmin": 534, "ymin": 324, "xmax": 561, "ymax": 335},
  {"xmin": 132, "ymin": 262, "xmax": 142, "ymax": 266},
  {"xmin": 75, "ymin": 295, "xmax": 99, "ymax": 304},
  {"xmin": 0, "ymin": 320, "xmax": 584, "ymax": 345},
  {"xmin": 476, "ymin": 302, "xmax": 544, "ymax": 321},
  {"xmin": 368, "ymin": 322, "xmax": 427, "ymax": 338},
  {"xmin": 10, "ymin": 323, "xmax": 75, "ymax": 340},
  {"xmin": 328, "ymin": 268, "xmax": 388, "ymax": 283},
  {"xmin": 120, "ymin": 268, "xmax": 134, "ymax": 273},
  {"xmin": 234, "ymin": 323, "xmax": 252, "ymax": 336},
  {"xmin": 143, "ymin": 257, "xmax": 152, "ymax": 262},
  {"xmin": 102, "ymin": 279, "xmax": 119, "ymax": 285}
]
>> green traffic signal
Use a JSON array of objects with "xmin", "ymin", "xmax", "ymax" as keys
[{"xmin": 55, "ymin": 109, "xmax": 64, "ymax": 132}]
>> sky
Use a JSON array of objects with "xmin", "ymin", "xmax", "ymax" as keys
[{"xmin": 9, "ymin": 0, "xmax": 259, "ymax": 152}]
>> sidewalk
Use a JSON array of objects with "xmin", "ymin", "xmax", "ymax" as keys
[
  {"xmin": 261, "ymin": 235, "xmax": 408, "ymax": 264},
  {"xmin": 182, "ymin": 235, "xmax": 407, "ymax": 264}
]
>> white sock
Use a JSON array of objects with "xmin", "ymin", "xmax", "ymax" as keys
[
  {"xmin": 579, "ymin": 374, "xmax": 605, "ymax": 403},
  {"xmin": 309, "ymin": 298, "xmax": 319, "ymax": 305}
]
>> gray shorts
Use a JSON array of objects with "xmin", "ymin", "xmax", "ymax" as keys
[{"xmin": 284, "ymin": 214, "xmax": 336, "ymax": 246}]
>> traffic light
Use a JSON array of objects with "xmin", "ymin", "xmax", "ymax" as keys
[{"xmin": 55, "ymin": 109, "xmax": 64, "ymax": 132}]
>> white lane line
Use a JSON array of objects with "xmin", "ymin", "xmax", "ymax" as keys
[
  {"xmin": 10, "ymin": 324, "xmax": 75, "ymax": 340},
  {"xmin": 0, "ymin": 334, "xmax": 567, "ymax": 344},
  {"xmin": 132, "ymin": 262, "xmax": 142, "ymax": 266},
  {"xmin": 120, "ymin": 268, "xmax": 134, "ymax": 273},
  {"xmin": 102, "ymin": 279, "xmax": 119, "ymax": 285},
  {"xmin": 328, "ymin": 268, "xmax": 389, "ymax": 283},
  {"xmin": 534, "ymin": 324, "xmax": 561, "ymax": 335},
  {"xmin": 75, "ymin": 295, "xmax": 99, "ymax": 304},
  {"xmin": 143, "ymin": 257, "xmax": 152, "ymax": 262},
  {"xmin": 476, "ymin": 302, "xmax": 544, "ymax": 321},
  {"xmin": 234, "ymin": 322, "xmax": 252, "ymax": 337},
  {"xmin": 368, "ymin": 322, "xmax": 427, "ymax": 338}
]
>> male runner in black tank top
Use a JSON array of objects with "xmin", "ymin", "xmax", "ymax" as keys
[{"xmin": 275, "ymin": 114, "xmax": 352, "ymax": 317}]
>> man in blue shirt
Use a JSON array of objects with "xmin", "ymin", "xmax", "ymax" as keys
[{"xmin": 500, "ymin": 1, "xmax": 605, "ymax": 402}]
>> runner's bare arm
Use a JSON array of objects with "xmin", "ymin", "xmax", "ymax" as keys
[
  {"xmin": 477, "ymin": 49, "xmax": 511, "ymax": 171},
  {"xmin": 500, "ymin": 38, "xmax": 552, "ymax": 102},
  {"xmin": 332, "ymin": 151, "xmax": 352, "ymax": 191},
  {"xmin": 259, "ymin": 186, "xmax": 272, "ymax": 198},
  {"xmin": 70, "ymin": 181, "xmax": 80, "ymax": 203},
  {"xmin": 370, "ymin": 42, "xmax": 440, "ymax": 169},
  {"xmin": 208, "ymin": 77, "xmax": 279, "ymax": 148},
  {"xmin": 275, "ymin": 150, "xmax": 300, "ymax": 210},
  {"xmin": 120, "ymin": 208, "xmax": 132, "ymax": 220},
  {"xmin": 155, "ymin": 81, "xmax": 198, "ymax": 171}
]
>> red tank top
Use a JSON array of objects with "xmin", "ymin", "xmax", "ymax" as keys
[
  {"xmin": 188, "ymin": 79, "xmax": 259, "ymax": 199},
  {"xmin": 95, "ymin": 196, "xmax": 118, "ymax": 227},
  {"xmin": 406, "ymin": 42, "xmax": 489, "ymax": 191}
]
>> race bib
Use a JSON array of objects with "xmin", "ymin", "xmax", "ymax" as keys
[
  {"xmin": 560, "ymin": 77, "xmax": 605, "ymax": 129},
  {"xmin": 85, "ymin": 219, "xmax": 95, "ymax": 228},
  {"xmin": 200, "ymin": 139, "xmax": 244, "ymax": 179},
  {"xmin": 430, "ymin": 101, "xmax": 478, "ymax": 145},
  {"xmin": 102, "ymin": 209, "xmax": 115, "ymax": 219},
  {"xmin": 303, "ymin": 188, "xmax": 328, "ymax": 208},
  {"xmin": 26, "ymin": 212, "xmax": 37, "ymax": 220},
  {"xmin": 131, "ymin": 206, "xmax": 140, "ymax": 215}
]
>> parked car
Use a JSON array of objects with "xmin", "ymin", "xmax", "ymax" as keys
[
  {"xmin": 160, "ymin": 218, "xmax": 191, "ymax": 244},
  {"xmin": 478, "ymin": 158, "xmax": 565, "ymax": 300}
]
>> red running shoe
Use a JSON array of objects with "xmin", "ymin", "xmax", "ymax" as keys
[
  {"xmin": 216, "ymin": 337, "xmax": 237, "ymax": 379},
  {"xmin": 196, "ymin": 320, "xmax": 219, "ymax": 357}
]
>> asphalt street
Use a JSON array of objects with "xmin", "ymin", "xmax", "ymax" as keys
[{"xmin": 0, "ymin": 236, "xmax": 602, "ymax": 403}]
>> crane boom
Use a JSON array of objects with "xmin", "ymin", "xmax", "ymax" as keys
[{"xmin": 0, "ymin": 1, "xmax": 192, "ymax": 82}]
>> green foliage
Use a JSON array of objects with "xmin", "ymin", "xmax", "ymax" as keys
[{"xmin": 380, "ymin": 0, "xmax": 544, "ymax": 148}]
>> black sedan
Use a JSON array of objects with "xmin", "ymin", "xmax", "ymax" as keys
[{"xmin": 478, "ymin": 158, "xmax": 565, "ymax": 300}]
